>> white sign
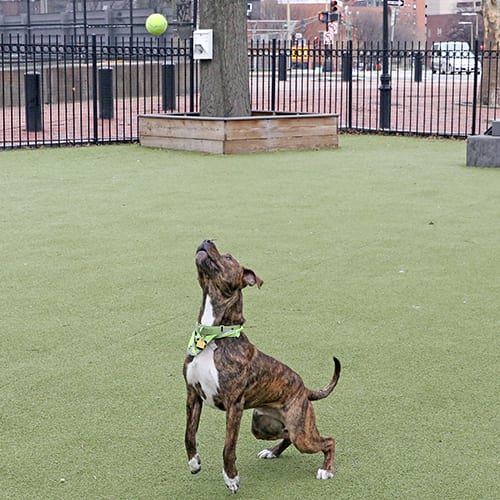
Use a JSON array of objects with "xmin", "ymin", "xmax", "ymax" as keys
[
  {"xmin": 193, "ymin": 30, "xmax": 213, "ymax": 60},
  {"xmin": 323, "ymin": 31, "xmax": 334, "ymax": 44},
  {"xmin": 387, "ymin": 0, "xmax": 405, "ymax": 6},
  {"xmin": 328, "ymin": 22, "xmax": 338, "ymax": 35}
]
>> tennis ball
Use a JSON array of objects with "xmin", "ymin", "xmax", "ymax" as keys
[{"xmin": 145, "ymin": 13, "xmax": 168, "ymax": 36}]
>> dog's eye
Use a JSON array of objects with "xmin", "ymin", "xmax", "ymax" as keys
[{"xmin": 224, "ymin": 255, "xmax": 233, "ymax": 261}]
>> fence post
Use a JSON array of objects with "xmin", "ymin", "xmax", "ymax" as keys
[
  {"xmin": 24, "ymin": 72, "xmax": 42, "ymax": 132},
  {"xmin": 471, "ymin": 38, "xmax": 479, "ymax": 136},
  {"xmin": 189, "ymin": 36, "xmax": 195, "ymax": 113},
  {"xmin": 347, "ymin": 40, "xmax": 353, "ymax": 129},
  {"xmin": 271, "ymin": 39, "xmax": 277, "ymax": 111},
  {"xmin": 92, "ymin": 34, "xmax": 98, "ymax": 143},
  {"xmin": 98, "ymin": 67, "xmax": 114, "ymax": 119},
  {"xmin": 162, "ymin": 64, "xmax": 176, "ymax": 111}
]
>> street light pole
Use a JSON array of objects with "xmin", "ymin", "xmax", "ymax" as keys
[
  {"xmin": 287, "ymin": 0, "xmax": 291, "ymax": 40},
  {"xmin": 129, "ymin": 0, "xmax": 133, "ymax": 39},
  {"xmin": 379, "ymin": 0, "xmax": 391, "ymax": 130},
  {"xmin": 193, "ymin": 0, "xmax": 198, "ymax": 30},
  {"xmin": 190, "ymin": 0, "xmax": 199, "ymax": 114},
  {"xmin": 83, "ymin": 0, "xmax": 88, "ymax": 42}
]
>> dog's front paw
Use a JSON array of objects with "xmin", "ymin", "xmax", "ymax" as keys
[
  {"xmin": 257, "ymin": 448, "xmax": 277, "ymax": 459},
  {"xmin": 188, "ymin": 453, "xmax": 201, "ymax": 474},
  {"xmin": 316, "ymin": 468, "xmax": 334, "ymax": 480},
  {"xmin": 222, "ymin": 470, "xmax": 240, "ymax": 494}
]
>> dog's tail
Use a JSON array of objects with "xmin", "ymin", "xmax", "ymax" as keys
[{"xmin": 308, "ymin": 357, "xmax": 341, "ymax": 401}]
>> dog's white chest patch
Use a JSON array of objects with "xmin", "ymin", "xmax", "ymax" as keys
[
  {"xmin": 201, "ymin": 295, "xmax": 215, "ymax": 325},
  {"xmin": 186, "ymin": 343, "xmax": 220, "ymax": 409}
]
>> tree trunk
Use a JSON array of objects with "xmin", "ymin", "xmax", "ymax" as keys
[
  {"xmin": 480, "ymin": 0, "xmax": 500, "ymax": 106},
  {"xmin": 199, "ymin": 0, "xmax": 251, "ymax": 117}
]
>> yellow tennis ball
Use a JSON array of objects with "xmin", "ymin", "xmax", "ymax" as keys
[{"xmin": 146, "ymin": 13, "xmax": 168, "ymax": 36}]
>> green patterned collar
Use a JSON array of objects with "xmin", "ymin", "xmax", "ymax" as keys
[{"xmin": 186, "ymin": 323, "xmax": 243, "ymax": 356}]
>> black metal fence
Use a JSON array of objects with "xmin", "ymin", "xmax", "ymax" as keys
[{"xmin": 1, "ymin": 36, "xmax": 499, "ymax": 149}]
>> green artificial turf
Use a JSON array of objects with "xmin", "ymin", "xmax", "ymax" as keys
[{"xmin": 1, "ymin": 136, "xmax": 498, "ymax": 499}]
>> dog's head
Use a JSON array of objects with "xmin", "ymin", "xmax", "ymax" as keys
[{"xmin": 195, "ymin": 240, "xmax": 263, "ymax": 297}]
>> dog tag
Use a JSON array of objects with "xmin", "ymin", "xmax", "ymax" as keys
[{"xmin": 196, "ymin": 338, "xmax": 206, "ymax": 350}]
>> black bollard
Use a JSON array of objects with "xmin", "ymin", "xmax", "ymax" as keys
[
  {"xmin": 98, "ymin": 67, "xmax": 114, "ymax": 119},
  {"xmin": 323, "ymin": 49, "xmax": 333, "ymax": 73},
  {"xmin": 162, "ymin": 64, "xmax": 176, "ymax": 112},
  {"xmin": 414, "ymin": 52, "xmax": 423, "ymax": 83},
  {"xmin": 278, "ymin": 53, "xmax": 287, "ymax": 82},
  {"xmin": 341, "ymin": 51, "xmax": 352, "ymax": 82},
  {"xmin": 25, "ymin": 72, "xmax": 42, "ymax": 132}
]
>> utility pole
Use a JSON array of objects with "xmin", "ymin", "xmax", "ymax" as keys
[{"xmin": 287, "ymin": 0, "xmax": 291, "ymax": 40}]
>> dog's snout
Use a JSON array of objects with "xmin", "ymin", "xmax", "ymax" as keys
[{"xmin": 197, "ymin": 239, "xmax": 215, "ymax": 254}]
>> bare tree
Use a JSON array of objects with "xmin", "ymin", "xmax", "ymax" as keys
[
  {"xmin": 199, "ymin": 0, "xmax": 251, "ymax": 117},
  {"xmin": 259, "ymin": 0, "xmax": 286, "ymax": 20},
  {"xmin": 352, "ymin": 11, "xmax": 382, "ymax": 45},
  {"xmin": 481, "ymin": 0, "xmax": 499, "ymax": 106}
]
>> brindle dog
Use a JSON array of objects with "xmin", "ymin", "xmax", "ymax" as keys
[{"xmin": 184, "ymin": 240, "xmax": 341, "ymax": 493}]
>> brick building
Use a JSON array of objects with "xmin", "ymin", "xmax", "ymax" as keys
[{"xmin": 426, "ymin": 0, "xmax": 483, "ymax": 44}]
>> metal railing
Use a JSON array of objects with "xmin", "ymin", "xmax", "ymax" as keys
[
  {"xmin": 249, "ymin": 39, "xmax": 499, "ymax": 137},
  {"xmin": 1, "ymin": 34, "xmax": 195, "ymax": 148},
  {"xmin": 1, "ymin": 36, "xmax": 499, "ymax": 149}
]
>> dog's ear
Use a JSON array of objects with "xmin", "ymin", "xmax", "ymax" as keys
[{"xmin": 243, "ymin": 268, "xmax": 264, "ymax": 289}]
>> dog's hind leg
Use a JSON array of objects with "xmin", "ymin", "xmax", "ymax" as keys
[
  {"xmin": 294, "ymin": 432, "xmax": 335, "ymax": 479},
  {"xmin": 257, "ymin": 438, "xmax": 292, "ymax": 459},
  {"xmin": 315, "ymin": 437, "xmax": 335, "ymax": 479},
  {"xmin": 185, "ymin": 388, "xmax": 203, "ymax": 474},
  {"xmin": 292, "ymin": 402, "xmax": 336, "ymax": 479},
  {"xmin": 251, "ymin": 409, "xmax": 292, "ymax": 459}
]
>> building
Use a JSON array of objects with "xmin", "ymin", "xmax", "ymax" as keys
[
  {"xmin": 253, "ymin": 1, "xmax": 484, "ymax": 46},
  {"xmin": 250, "ymin": 0, "xmax": 427, "ymax": 44},
  {"xmin": 426, "ymin": 0, "xmax": 483, "ymax": 45}
]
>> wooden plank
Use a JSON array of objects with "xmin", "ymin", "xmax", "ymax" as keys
[
  {"xmin": 226, "ymin": 124, "xmax": 338, "ymax": 141},
  {"xmin": 140, "ymin": 135, "xmax": 224, "ymax": 154},
  {"xmin": 225, "ymin": 116, "xmax": 337, "ymax": 141},
  {"xmin": 139, "ymin": 116, "xmax": 225, "ymax": 141},
  {"xmin": 224, "ymin": 135, "xmax": 338, "ymax": 154}
]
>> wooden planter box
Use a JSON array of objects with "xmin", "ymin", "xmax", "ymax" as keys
[{"xmin": 138, "ymin": 112, "xmax": 338, "ymax": 154}]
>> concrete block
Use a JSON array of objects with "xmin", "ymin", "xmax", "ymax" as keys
[
  {"xmin": 467, "ymin": 135, "xmax": 500, "ymax": 168},
  {"xmin": 492, "ymin": 120, "xmax": 500, "ymax": 137}
]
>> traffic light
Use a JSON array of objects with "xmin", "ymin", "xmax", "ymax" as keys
[
  {"xmin": 330, "ymin": 1, "xmax": 338, "ymax": 12},
  {"xmin": 318, "ymin": 11, "xmax": 329, "ymax": 23}
]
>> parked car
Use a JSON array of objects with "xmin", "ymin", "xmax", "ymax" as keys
[{"xmin": 431, "ymin": 41, "xmax": 480, "ymax": 75}]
